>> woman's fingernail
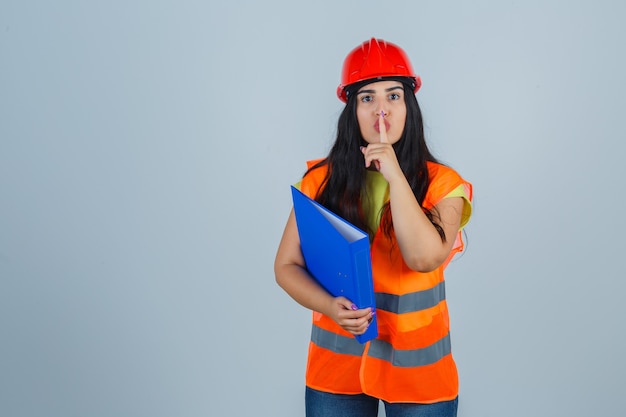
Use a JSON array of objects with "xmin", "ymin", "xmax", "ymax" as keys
[{"xmin": 351, "ymin": 304, "xmax": 358, "ymax": 310}]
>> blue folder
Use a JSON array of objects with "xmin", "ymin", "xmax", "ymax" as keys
[{"xmin": 291, "ymin": 186, "xmax": 378, "ymax": 343}]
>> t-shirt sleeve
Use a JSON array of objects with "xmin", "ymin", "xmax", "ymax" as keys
[{"xmin": 444, "ymin": 184, "xmax": 472, "ymax": 230}]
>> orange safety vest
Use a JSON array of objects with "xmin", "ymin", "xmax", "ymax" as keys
[{"xmin": 300, "ymin": 159, "xmax": 473, "ymax": 404}]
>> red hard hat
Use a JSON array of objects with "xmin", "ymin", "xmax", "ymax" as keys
[{"xmin": 337, "ymin": 38, "xmax": 422, "ymax": 103}]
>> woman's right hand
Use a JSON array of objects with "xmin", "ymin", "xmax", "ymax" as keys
[
  {"xmin": 275, "ymin": 211, "xmax": 374, "ymax": 336},
  {"xmin": 327, "ymin": 296, "xmax": 374, "ymax": 336}
]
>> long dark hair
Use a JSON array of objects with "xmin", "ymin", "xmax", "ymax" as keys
[{"xmin": 304, "ymin": 77, "xmax": 446, "ymax": 242}]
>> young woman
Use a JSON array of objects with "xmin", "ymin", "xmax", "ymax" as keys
[{"xmin": 274, "ymin": 38, "xmax": 473, "ymax": 417}]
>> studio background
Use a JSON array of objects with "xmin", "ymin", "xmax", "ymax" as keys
[{"xmin": 1, "ymin": 1, "xmax": 624, "ymax": 416}]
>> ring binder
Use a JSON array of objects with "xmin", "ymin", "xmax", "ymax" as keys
[{"xmin": 291, "ymin": 186, "xmax": 378, "ymax": 343}]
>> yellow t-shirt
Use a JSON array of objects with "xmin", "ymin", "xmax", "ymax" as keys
[{"xmin": 362, "ymin": 170, "xmax": 472, "ymax": 235}]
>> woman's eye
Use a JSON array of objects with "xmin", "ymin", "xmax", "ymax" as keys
[
  {"xmin": 360, "ymin": 95, "xmax": 373, "ymax": 103},
  {"xmin": 389, "ymin": 93, "xmax": 401, "ymax": 100}
]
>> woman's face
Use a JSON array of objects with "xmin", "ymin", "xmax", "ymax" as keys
[{"xmin": 355, "ymin": 80, "xmax": 407, "ymax": 145}]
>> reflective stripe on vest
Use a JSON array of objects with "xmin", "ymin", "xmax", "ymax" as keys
[
  {"xmin": 311, "ymin": 324, "xmax": 365, "ymax": 356},
  {"xmin": 312, "ymin": 324, "xmax": 451, "ymax": 367},
  {"xmin": 376, "ymin": 281, "xmax": 445, "ymax": 314},
  {"xmin": 368, "ymin": 333, "xmax": 451, "ymax": 367}
]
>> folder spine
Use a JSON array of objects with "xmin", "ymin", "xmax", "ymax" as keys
[{"xmin": 352, "ymin": 243, "xmax": 378, "ymax": 343}]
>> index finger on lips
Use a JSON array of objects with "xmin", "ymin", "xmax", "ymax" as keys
[{"xmin": 379, "ymin": 110, "xmax": 388, "ymax": 143}]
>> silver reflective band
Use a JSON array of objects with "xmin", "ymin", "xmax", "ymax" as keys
[
  {"xmin": 368, "ymin": 333, "xmax": 451, "ymax": 368},
  {"xmin": 311, "ymin": 324, "xmax": 452, "ymax": 368},
  {"xmin": 311, "ymin": 325, "xmax": 365, "ymax": 356},
  {"xmin": 376, "ymin": 281, "xmax": 446, "ymax": 314}
]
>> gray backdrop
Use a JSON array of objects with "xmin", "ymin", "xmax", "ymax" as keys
[{"xmin": 2, "ymin": 1, "xmax": 625, "ymax": 416}]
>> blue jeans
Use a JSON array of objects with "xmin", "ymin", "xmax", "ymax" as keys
[{"xmin": 305, "ymin": 387, "xmax": 458, "ymax": 417}]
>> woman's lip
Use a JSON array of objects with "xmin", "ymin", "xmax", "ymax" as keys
[{"xmin": 374, "ymin": 120, "xmax": 390, "ymax": 133}]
